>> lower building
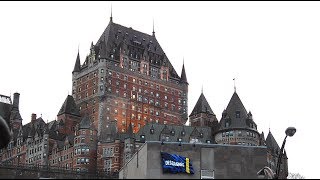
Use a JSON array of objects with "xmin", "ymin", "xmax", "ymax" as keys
[
  {"xmin": 119, "ymin": 141, "xmax": 267, "ymax": 179},
  {"xmin": 0, "ymin": 90, "xmax": 288, "ymax": 179}
]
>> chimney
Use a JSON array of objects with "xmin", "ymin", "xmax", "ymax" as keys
[
  {"xmin": 12, "ymin": 92, "xmax": 20, "ymax": 110},
  {"xmin": 31, "ymin": 113, "xmax": 37, "ymax": 122}
]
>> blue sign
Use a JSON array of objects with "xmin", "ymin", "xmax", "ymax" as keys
[{"xmin": 161, "ymin": 152, "xmax": 194, "ymax": 174}]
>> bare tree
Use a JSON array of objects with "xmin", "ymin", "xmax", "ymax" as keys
[{"xmin": 287, "ymin": 172, "xmax": 305, "ymax": 179}]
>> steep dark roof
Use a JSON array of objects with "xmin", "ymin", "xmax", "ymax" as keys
[
  {"xmin": 57, "ymin": 95, "xmax": 80, "ymax": 117},
  {"xmin": 218, "ymin": 92, "xmax": 257, "ymax": 131},
  {"xmin": 94, "ymin": 20, "xmax": 181, "ymax": 80},
  {"xmin": 134, "ymin": 123, "xmax": 213, "ymax": 143},
  {"xmin": 266, "ymin": 131, "xmax": 280, "ymax": 154},
  {"xmin": 180, "ymin": 63, "xmax": 188, "ymax": 84},
  {"xmin": 79, "ymin": 115, "xmax": 91, "ymax": 129},
  {"xmin": 189, "ymin": 93, "xmax": 214, "ymax": 117},
  {"xmin": 226, "ymin": 92, "xmax": 247, "ymax": 120},
  {"xmin": 73, "ymin": 51, "xmax": 81, "ymax": 73}
]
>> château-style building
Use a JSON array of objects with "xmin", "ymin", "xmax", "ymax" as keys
[{"xmin": 0, "ymin": 14, "xmax": 288, "ymax": 179}]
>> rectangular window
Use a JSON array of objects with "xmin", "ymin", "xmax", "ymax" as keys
[
  {"xmin": 201, "ymin": 170, "xmax": 215, "ymax": 179},
  {"xmin": 236, "ymin": 111, "xmax": 240, "ymax": 118}
]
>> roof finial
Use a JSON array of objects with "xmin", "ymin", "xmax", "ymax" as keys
[
  {"xmin": 201, "ymin": 85, "xmax": 203, "ymax": 94},
  {"xmin": 233, "ymin": 78, "xmax": 236, "ymax": 92},
  {"xmin": 152, "ymin": 18, "xmax": 155, "ymax": 36},
  {"xmin": 110, "ymin": 3, "xmax": 113, "ymax": 22}
]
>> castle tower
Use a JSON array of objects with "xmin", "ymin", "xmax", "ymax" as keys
[
  {"xmin": 189, "ymin": 92, "xmax": 218, "ymax": 128},
  {"xmin": 214, "ymin": 92, "xmax": 260, "ymax": 146},
  {"xmin": 266, "ymin": 130, "xmax": 288, "ymax": 179},
  {"xmin": 57, "ymin": 95, "xmax": 81, "ymax": 134},
  {"xmin": 71, "ymin": 16, "xmax": 189, "ymax": 137},
  {"xmin": 10, "ymin": 92, "xmax": 23, "ymax": 130},
  {"xmin": 180, "ymin": 62, "xmax": 189, "ymax": 123},
  {"xmin": 73, "ymin": 115, "xmax": 98, "ymax": 173}
]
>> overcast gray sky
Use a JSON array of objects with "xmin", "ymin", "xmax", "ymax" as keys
[{"xmin": 0, "ymin": 1, "xmax": 318, "ymax": 178}]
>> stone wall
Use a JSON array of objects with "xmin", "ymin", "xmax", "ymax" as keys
[{"xmin": 119, "ymin": 141, "xmax": 267, "ymax": 179}]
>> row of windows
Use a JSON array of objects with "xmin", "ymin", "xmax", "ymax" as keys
[
  {"xmin": 107, "ymin": 70, "xmax": 183, "ymax": 96},
  {"xmin": 52, "ymin": 153, "xmax": 73, "ymax": 164},
  {"xmin": 29, "ymin": 145, "xmax": 44, "ymax": 155},
  {"xmin": 222, "ymin": 131, "xmax": 257, "ymax": 138},
  {"xmin": 74, "ymin": 147, "xmax": 90, "ymax": 155},
  {"xmin": 77, "ymin": 158, "xmax": 90, "ymax": 164},
  {"xmin": 75, "ymin": 137, "xmax": 86, "ymax": 144},
  {"xmin": 28, "ymin": 154, "xmax": 43, "ymax": 163}
]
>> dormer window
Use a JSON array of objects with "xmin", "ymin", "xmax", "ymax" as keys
[
  {"xmin": 140, "ymin": 135, "xmax": 145, "ymax": 139},
  {"xmin": 177, "ymin": 138, "xmax": 182, "ymax": 142},
  {"xmin": 236, "ymin": 111, "xmax": 240, "ymax": 118},
  {"xmin": 225, "ymin": 122, "xmax": 230, "ymax": 128},
  {"xmin": 150, "ymin": 128, "xmax": 154, "ymax": 134},
  {"xmin": 200, "ymin": 133, "xmax": 203, "ymax": 138},
  {"xmin": 206, "ymin": 140, "xmax": 211, "ymax": 144},
  {"xmin": 171, "ymin": 130, "xmax": 175, "ymax": 136},
  {"xmin": 181, "ymin": 131, "xmax": 185, "ymax": 136}
]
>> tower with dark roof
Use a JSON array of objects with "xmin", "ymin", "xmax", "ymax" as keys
[
  {"xmin": 265, "ymin": 130, "xmax": 288, "ymax": 179},
  {"xmin": 189, "ymin": 92, "xmax": 218, "ymax": 128},
  {"xmin": 71, "ymin": 14, "xmax": 189, "ymax": 138},
  {"xmin": 10, "ymin": 93, "xmax": 23, "ymax": 130},
  {"xmin": 73, "ymin": 115, "xmax": 98, "ymax": 173},
  {"xmin": 214, "ymin": 92, "xmax": 261, "ymax": 146},
  {"xmin": 56, "ymin": 95, "xmax": 81, "ymax": 135}
]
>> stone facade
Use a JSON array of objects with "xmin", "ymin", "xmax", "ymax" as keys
[{"xmin": 119, "ymin": 141, "xmax": 268, "ymax": 179}]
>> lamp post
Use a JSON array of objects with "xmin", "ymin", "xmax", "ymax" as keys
[{"xmin": 274, "ymin": 127, "xmax": 296, "ymax": 179}]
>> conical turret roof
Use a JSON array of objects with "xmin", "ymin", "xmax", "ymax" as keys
[
  {"xmin": 57, "ymin": 95, "xmax": 80, "ymax": 117},
  {"xmin": 189, "ymin": 92, "xmax": 214, "ymax": 117},
  {"xmin": 180, "ymin": 63, "xmax": 188, "ymax": 84},
  {"xmin": 73, "ymin": 51, "xmax": 81, "ymax": 73},
  {"xmin": 266, "ymin": 130, "xmax": 280, "ymax": 154}
]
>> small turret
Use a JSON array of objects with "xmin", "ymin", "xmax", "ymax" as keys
[
  {"xmin": 180, "ymin": 62, "xmax": 188, "ymax": 85},
  {"xmin": 73, "ymin": 51, "xmax": 81, "ymax": 73}
]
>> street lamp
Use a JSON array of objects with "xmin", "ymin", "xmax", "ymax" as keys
[{"xmin": 274, "ymin": 127, "xmax": 296, "ymax": 179}]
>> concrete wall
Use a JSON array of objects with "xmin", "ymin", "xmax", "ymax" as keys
[
  {"xmin": 119, "ymin": 141, "xmax": 267, "ymax": 179},
  {"xmin": 119, "ymin": 143, "xmax": 147, "ymax": 179}
]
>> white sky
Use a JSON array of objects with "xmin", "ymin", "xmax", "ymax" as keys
[{"xmin": 0, "ymin": 1, "xmax": 318, "ymax": 178}]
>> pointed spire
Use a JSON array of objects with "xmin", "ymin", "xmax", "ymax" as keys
[
  {"xmin": 152, "ymin": 18, "xmax": 155, "ymax": 36},
  {"xmin": 225, "ymin": 91, "xmax": 247, "ymax": 120},
  {"xmin": 73, "ymin": 50, "xmax": 81, "ymax": 73},
  {"xmin": 110, "ymin": 4, "xmax": 113, "ymax": 22},
  {"xmin": 233, "ymin": 78, "xmax": 236, "ymax": 92},
  {"xmin": 180, "ymin": 60, "xmax": 188, "ymax": 84},
  {"xmin": 190, "ymin": 92, "xmax": 214, "ymax": 117},
  {"xmin": 57, "ymin": 95, "xmax": 80, "ymax": 117}
]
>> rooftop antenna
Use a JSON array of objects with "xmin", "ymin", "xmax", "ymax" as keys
[
  {"xmin": 233, "ymin": 78, "xmax": 236, "ymax": 92},
  {"xmin": 152, "ymin": 18, "xmax": 155, "ymax": 36},
  {"xmin": 269, "ymin": 120, "xmax": 271, "ymax": 132},
  {"xmin": 110, "ymin": 3, "xmax": 113, "ymax": 22}
]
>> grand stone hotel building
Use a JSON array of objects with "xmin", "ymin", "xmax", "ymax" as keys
[{"xmin": 0, "ymin": 14, "xmax": 288, "ymax": 179}]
